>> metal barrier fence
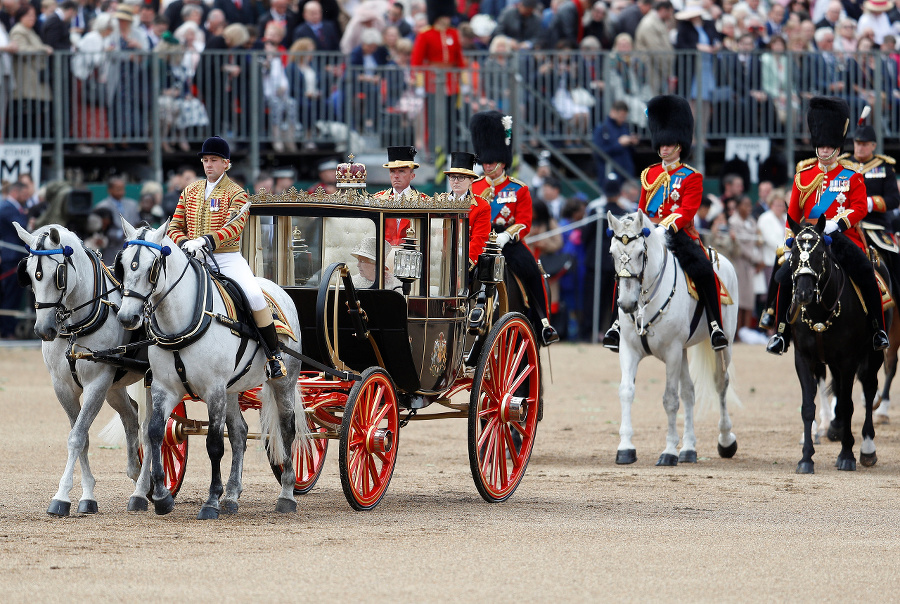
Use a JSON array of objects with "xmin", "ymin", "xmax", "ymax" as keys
[{"xmin": 2, "ymin": 48, "xmax": 898, "ymax": 182}]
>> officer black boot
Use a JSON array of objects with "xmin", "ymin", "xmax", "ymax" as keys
[
  {"xmin": 259, "ymin": 322, "xmax": 286, "ymax": 379},
  {"xmin": 603, "ymin": 319, "xmax": 620, "ymax": 352},
  {"xmin": 696, "ymin": 272, "xmax": 728, "ymax": 350},
  {"xmin": 759, "ymin": 307, "xmax": 775, "ymax": 329},
  {"xmin": 759, "ymin": 257, "xmax": 782, "ymax": 330},
  {"xmin": 766, "ymin": 285, "xmax": 791, "ymax": 355},
  {"xmin": 873, "ymin": 323, "xmax": 890, "ymax": 351}
]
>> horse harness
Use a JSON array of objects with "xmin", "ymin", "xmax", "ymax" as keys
[
  {"xmin": 18, "ymin": 233, "xmax": 127, "ymax": 389},
  {"xmin": 610, "ymin": 228, "xmax": 704, "ymax": 355},
  {"xmin": 791, "ymin": 228, "xmax": 846, "ymax": 362},
  {"xmin": 120, "ymin": 235, "xmax": 265, "ymax": 399}
]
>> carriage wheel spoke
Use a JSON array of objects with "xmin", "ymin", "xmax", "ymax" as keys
[{"xmin": 477, "ymin": 415, "xmax": 499, "ymax": 449}]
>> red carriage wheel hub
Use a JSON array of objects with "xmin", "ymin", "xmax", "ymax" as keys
[
  {"xmin": 366, "ymin": 427, "xmax": 394, "ymax": 454},
  {"xmin": 499, "ymin": 395, "xmax": 527, "ymax": 424}
]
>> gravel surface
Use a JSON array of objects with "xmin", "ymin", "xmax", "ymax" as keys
[{"xmin": 2, "ymin": 343, "xmax": 900, "ymax": 602}]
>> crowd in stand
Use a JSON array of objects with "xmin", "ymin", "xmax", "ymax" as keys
[{"xmin": 5, "ymin": 0, "xmax": 900, "ymax": 149}]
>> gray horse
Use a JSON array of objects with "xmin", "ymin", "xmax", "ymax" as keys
[{"xmin": 115, "ymin": 219, "xmax": 305, "ymax": 518}]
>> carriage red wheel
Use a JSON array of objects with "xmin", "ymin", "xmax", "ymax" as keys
[
  {"xmin": 468, "ymin": 312, "xmax": 540, "ymax": 503},
  {"xmin": 138, "ymin": 400, "xmax": 189, "ymax": 498},
  {"xmin": 339, "ymin": 367, "xmax": 399, "ymax": 511}
]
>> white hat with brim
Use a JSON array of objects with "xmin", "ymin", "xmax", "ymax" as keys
[
  {"xmin": 114, "ymin": 5, "xmax": 135, "ymax": 21},
  {"xmin": 351, "ymin": 237, "xmax": 391, "ymax": 262}
]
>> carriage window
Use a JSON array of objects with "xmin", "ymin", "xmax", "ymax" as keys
[
  {"xmin": 457, "ymin": 217, "xmax": 467, "ymax": 295},
  {"xmin": 289, "ymin": 216, "xmax": 323, "ymax": 286},
  {"xmin": 321, "ymin": 216, "xmax": 376, "ymax": 288},
  {"xmin": 258, "ymin": 216, "xmax": 277, "ymax": 281},
  {"xmin": 429, "ymin": 218, "xmax": 454, "ymax": 297}
]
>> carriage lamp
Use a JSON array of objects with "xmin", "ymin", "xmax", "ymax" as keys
[
  {"xmin": 476, "ymin": 232, "xmax": 505, "ymax": 285},
  {"xmin": 292, "ymin": 227, "xmax": 312, "ymax": 285},
  {"xmin": 394, "ymin": 228, "xmax": 422, "ymax": 296}
]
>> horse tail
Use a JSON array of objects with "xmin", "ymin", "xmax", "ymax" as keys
[
  {"xmin": 258, "ymin": 384, "xmax": 287, "ymax": 465},
  {"xmin": 99, "ymin": 382, "xmax": 146, "ymax": 446},
  {"xmin": 688, "ymin": 340, "xmax": 742, "ymax": 418},
  {"xmin": 292, "ymin": 380, "xmax": 310, "ymax": 461}
]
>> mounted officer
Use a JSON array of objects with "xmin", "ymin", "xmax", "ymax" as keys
[
  {"xmin": 844, "ymin": 112, "xmax": 900, "ymax": 303},
  {"xmin": 167, "ymin": 136, "xmax": 287, "ymax": 378},
  {"xmin": 765, "ymin": 97, "xmax": 890, "ymax": 355},
  {"xmin": 603, "ymin": 95, "xmax": 728, "ymax": 352},
  {"xmin": 469, "ymin": 110, "xmax": 559, "ymax": 346}
]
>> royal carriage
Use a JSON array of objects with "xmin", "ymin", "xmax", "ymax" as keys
[{"xmin": 152, "ymin": 156, "xmax": 543, "ymax": 510}]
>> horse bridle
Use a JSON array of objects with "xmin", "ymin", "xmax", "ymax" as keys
[
  {"xmin": 790, "ymin": 227, "xmax": 843, "ymax": 328},
  {"xmin": 120, "ymin": 232, "xmax": 171, "ymax": 305},
  {"xmin": 18, "ymin": 232, "xmax": 75, "ymax": 314},
  {"xmin": 608, "ymin": 226, "xmax": 668, "ymax": 303}
]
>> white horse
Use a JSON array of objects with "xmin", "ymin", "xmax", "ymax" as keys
[
  {"xmin": 13, "ymin": 223, "xmax": 144, "ymax": 516},
  {"xmin": 607, "ymin": 211, "xmax": 739, "ymax": 465},
  {"xmin": 115, "ymin": 219, "xmax": 305, "ymax": 519}
]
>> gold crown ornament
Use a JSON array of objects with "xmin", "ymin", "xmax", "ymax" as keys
[{"xmin": 335, "ymin": 154, "xmax": 367, "ymax": 189}]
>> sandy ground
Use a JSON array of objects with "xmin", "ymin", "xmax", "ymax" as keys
[{"xmin": 2, "ymin": 342, "xmax": 900, "ymax": 602}]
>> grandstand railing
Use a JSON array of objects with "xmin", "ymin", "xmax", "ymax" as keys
[{"xmin": 2, "ymin": 48, "xmax": 896, "ymax": 182}]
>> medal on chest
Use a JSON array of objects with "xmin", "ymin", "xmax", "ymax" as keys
[
  {"xmin": 669, "ymin": 176, "xmax": 682, "ymax": 207},
  {"xmin": 210, "ymin": 197, "xmax": 220, "ymax": 212}
]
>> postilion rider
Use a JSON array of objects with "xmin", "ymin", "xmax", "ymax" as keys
[
  {"xmin": 469, "ymin": 110, "xmax": 559, "ymax": 346},
  {"xmin": 167, "ymin": 136, "xmax": 287, "ymax": 379},
  {"xmin": 602, "ymin": 95, "xmax": 728, "ymax": 352},
  {"xmin": 374, "ymin": 146, "xmax": 430, "ymax": 246},
  {"xmin": 763, "ymin": 97, "xmax": 889, "ymax": 355}
]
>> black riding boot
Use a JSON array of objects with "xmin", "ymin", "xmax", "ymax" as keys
[
  {"xmin": 858, "ymin": 272, "xmax": 889, "ymax": 351},
  {"xmin": 692, "ymin": 269, "xmax": 728, "ymax": 350},
  {"xmin": 258, "ymin": 322, "xmax": 287, "ymax": 379},
  {"xmin": 759, "ymin": 257, "xmax": 782, "ymax": 329},
  {"xmin": 766, "ymin": 281, "xmax": 792, "ymax": 355}
]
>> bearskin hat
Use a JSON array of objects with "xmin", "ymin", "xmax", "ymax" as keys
[
  {"xmin": 469, "ymin": 111, "xmax": 513, "ymax": 167},
  {"xmin": 808, "ymin": 96, "xmax": 850, "ymax": 149},
  {"xmin": 426, "ymin": 0, "xmax": 456, "ymax": 25},
  {"xmin": 647, "ymin": 95, "xmax": 693, "ymax": 160}
]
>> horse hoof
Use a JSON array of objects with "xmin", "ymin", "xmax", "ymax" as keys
[
  {"xmin": 836, "ymin": 458, "xmax": 857, "ymax": 471},
  {"xmin": 615, "ymin": 449, "xmax": 637, "ymax": 465},
  {"xmin": 718, "ymin": 440, "xmax": 738, "ymax": 458},
  {"xmin": 127, "ymin": 496, "xmax": 149, "ymax": 512},
  {"xmin": 860, "ymin": 452, "xmax": 878, "ymax": 467},
  {"xmin": 678, "ymin": 450, "xmax": 698, "ymax": 463},
  {"xmin": 275, "ymin": 497, "xmax": 297, "ymax": 514},
  {"xmin": 796, "ymin": 461, "xmax": 815, "ymax": 474},
  {"xmin": 221, "ymin": 500, "xmax": 239, "ymax": 515},
  {"xmin": 47, "ymin": 499, "xmax": 71, "ymax": 517},
  {"xmin": 656, "ymin": 453, "xmax": 678, "ymax": 466},
  {"xmin": 77, "ymin": 499, "xmax": 98, "ymax": 514},
  {"xmin": 197, "ymin": 505, "xmax": 219, "ymax": 520},
  {"xmin": 153, "ymin": 494, "xmax": 175, "ymax": 515}
]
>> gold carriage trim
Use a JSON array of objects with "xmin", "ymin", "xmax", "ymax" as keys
[{"xmin": 249, "ymin": 188, "xmax": 472, "ymax": 211}]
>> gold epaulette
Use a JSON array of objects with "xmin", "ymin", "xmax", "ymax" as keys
[
  {"xmin": 839, "ymin": 158, "xmax": 860, "ymax": 171},
  {"xmin": 796, "ymin": 157, "xmax": 817, "ymax": 172},
  {"xmin": 680, "ymin": 163, "xmax": 698, "ymax": 174},
  {"xmin": 837, "ymin": 152, "xmax": 851, "ymax": 162},
  {"xmin": 509, "ymin": 176, "xmax": 527, "ymax": 187},
  {"xmin": 876, "ymin": 153, "xmax": 896, "ymax": 165},
  {"xmin": 473, "ymin": 175, "xmax": 486, "ymax": 184}
]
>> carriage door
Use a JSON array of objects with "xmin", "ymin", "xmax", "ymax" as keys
[{"xmin": 418, "ymin": 216, "xmax": 466, "ymax": 392}]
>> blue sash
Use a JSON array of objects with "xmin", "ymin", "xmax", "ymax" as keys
[
  {"xmin": 490, "ymin": 180, "xmax": 523, "ymax": 222},
  {"xmin": 646, "ymin": 166, "xmax": 692, "ymax": 217},
  {"xmin": 808, "ymin": 168, "xmax": 855, "ymax": 219}
]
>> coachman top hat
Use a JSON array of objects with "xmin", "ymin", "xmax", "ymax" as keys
[
  {"xmin": 469, "ymin": 110, "xmax": 513, "ymax": 167},
  {"xmin": 807, "ymin": 96, "xmax": 850, "ymax": 149},
  {"xmin": 443, "ymin": 151, "xmax": 478, "ymax": 177},
  {"xmin": 383, "ymin": 146, "xmax": 419, "ymax": 169},
  {"xmin": 198, "ymin": 136, "xmax": 230, "ymax": 160},
  {"xmin": 647, "ymin": 95, "xmax": 694, "ymax": 159}
]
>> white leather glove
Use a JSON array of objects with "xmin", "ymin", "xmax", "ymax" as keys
[
  {"xmin": 782, "ymin": 250, "xmax": 792, "ymax": 263},
  {"xmin": 824, "ymin": 220, "xmax": 839, "ymax": 234},
  {"xmin": 182, "ymin": 237, "xmax": 207, "ymax": 255},
  {"xmin": 495, "ymin": 232, "xmax": 512, "ymax": 248},
  {"xmin": 415, "ymin": 86, "xmax": 426, "ymax": 98},
  {"xmin": 867, "ymin": 196, "xmax": 874, "ymax": 212}
]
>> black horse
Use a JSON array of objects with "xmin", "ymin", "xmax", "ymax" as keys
[{"xmin": 787, "ymin": 215, "xmax": 883, "ymax": 474}]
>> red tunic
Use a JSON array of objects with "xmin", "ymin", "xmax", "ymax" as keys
[
  {"xmin": 638, "ymin": 162, "xmax": 702, "ymax": 239},
  {"xmin": 410, "ymin": 26, "xmax": 466, "ymax": 94},
  {"xmin": 470, "ymin": 174, "xmax": 534, "ymax": 240},
  {"xmin": 468, "ymin": 190, "xmax": 491, "ymax": 267},
  {"xmin": 373, "ymin": 188, "xmax": 429, "ymax": 245},
  {"xmin": 787, "ymin": 160, "xmax": 867, "ymax": 251}
]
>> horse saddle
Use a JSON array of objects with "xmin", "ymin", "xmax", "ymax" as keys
[
  {"xmin": 210, "ymin": 273, "xmax": 297, "ymax": 342},
  {"xmin": 683, "ymin": 247, "xmax": 734, "ymax": 306},
  {"xmin": 861, "ymin": 221, "xmax": 899, "ymax": 254}
]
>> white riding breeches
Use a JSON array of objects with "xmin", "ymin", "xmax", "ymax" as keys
[{"xmin": 205, "ymin": 251, "xmax": 267, "ymax": 311}]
